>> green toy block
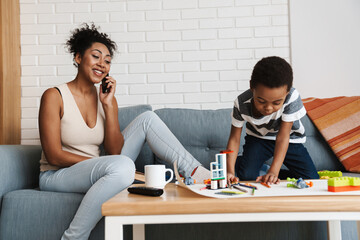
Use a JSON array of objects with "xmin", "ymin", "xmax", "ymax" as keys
[
  {"xmin": 318, "ymin": 170, "xmax": 342, "ymax": 178},
  {"xmin": 287, "ymin": 177, "xmax": 297, "ymax": 181},
  {"xmin": 328, "ymin": 177, "xmax": 360, "ymax": 187},
  {"xmin": 211, "ymin": 177, "xmax": 225, "ymax": 181}
]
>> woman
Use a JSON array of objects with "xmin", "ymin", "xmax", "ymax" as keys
[{"xmin": 38, "ymin": 23, "xmax": 208, "ymax": 240}]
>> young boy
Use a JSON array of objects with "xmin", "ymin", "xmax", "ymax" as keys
[{"xmin": 226, "ymin": 56, "xmax": 319, "ymax": 185}]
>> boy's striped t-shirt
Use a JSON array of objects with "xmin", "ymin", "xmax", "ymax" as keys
[{"xmin": 231, "ymin": 87, "xmax": 307, "ymax": 143}]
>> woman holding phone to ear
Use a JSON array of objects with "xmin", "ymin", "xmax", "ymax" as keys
[{"xmin": 38, "ymin": 23, "xmax": 209, "ymax": 240}]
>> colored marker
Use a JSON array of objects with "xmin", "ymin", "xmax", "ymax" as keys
[
  {"xmin": 238, "ymin": 183, "xmax": 256, "ymax": 190},
  {"xmin": 252, "ymin": 187, "xmax": 255, "ymax": 195},
  {"xmin": 261, "ymin": 182, "xmax": 271, "ymax": 188},
  {"xmin": 232, "ymin": 185, "xmax": 248, "ymax": 193},
  {"xmin": 220, "ymin": 150, "xmax": 234, "ymax": 154},
  {"xmin": 215, "ymin": 190, "xmax": 244, "ymax": 195},
  {"xmin": 245, "ymin": 183, "xmax": 258, "ymax": 189}
]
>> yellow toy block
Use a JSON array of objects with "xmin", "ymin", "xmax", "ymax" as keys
[
  {"xmin": 318, "ymin": 170, "xmax": 342, "ymax": 178},
  {"xmin": 328, "ymin": 177, "xmax": 360, "ymax": 187},
  {"xmin": 328, "ymin": 177, "xmax": 360, "ymax": 192}
]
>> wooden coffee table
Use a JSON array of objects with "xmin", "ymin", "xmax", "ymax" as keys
[{"xmin": 102, "ymin": 183, "xmax": 360, "ymax": 240}]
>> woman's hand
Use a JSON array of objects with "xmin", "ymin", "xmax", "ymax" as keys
[
  {"xmin": 100, "ymin": 75, "xmax": 116, "ymax": 106},
  {"xmin": 256, "ymin": 171, "xmax": 280, "ymax": 185},
  {"xmin": 99, "ymin": 75, "xmax": 124, "ymax": 154}
]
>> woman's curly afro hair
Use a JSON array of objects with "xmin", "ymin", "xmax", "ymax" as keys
[{"xmin": 66, "ymin": 23, "xmax": 117, "ymax": 67}]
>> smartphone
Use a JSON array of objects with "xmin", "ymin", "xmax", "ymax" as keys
[{"xmin": 102, "ymin": 74, "xmax": 109, "ymax": 93}]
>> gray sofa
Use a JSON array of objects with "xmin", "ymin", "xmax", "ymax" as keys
[{"xmin": 0, "ymin": 104, "xmax": 358, "ymax": 240}]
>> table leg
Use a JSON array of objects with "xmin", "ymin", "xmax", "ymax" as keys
[
  {"xmin": 327, "ymin": 220, "xmax": 341, "ymax": 240},
  {"xmin": 105, "ymin": 217, "xmax": 123, "ymax": 240},
  {"xmin": 133, "ymin": 224, "xmax": 145, "ymax": 240},
  {"xmin": 357, "ymin": 221, "xmax": 360, "ymax": 240}
]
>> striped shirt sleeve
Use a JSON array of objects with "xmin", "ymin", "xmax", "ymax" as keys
[
  {"xmin": 231, "ymin": 98, "xmax": 244, "ymax": 128},
  {"xmin": 282, "ymin": 88, "xmax": 306, "ymax": 122}
]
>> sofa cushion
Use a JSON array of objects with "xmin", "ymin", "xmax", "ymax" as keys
[
  {"xmin": 301, "ymin": 115, "xmax": 344, "ymax": 171},
  {"xmin": 0, "ymin": 189, "xmax": 106, "ymax": 240},
  {"xmin": 154, "ymin": 108, "xmax": 236, "ymax": 170},
  {"xmin": 118, "ymin": 105, "xmax": 152, "ymax": 132},
  {"xmin": 303, "ymin": 97, "xmax": 360, "ymax": 172},
  {"xmin": 0, "ymin": 145, "xmax": 41, "ymax": 208}
]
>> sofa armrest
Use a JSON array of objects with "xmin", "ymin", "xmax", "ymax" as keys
[{"xmin": 0, "ymin": 145, "xmax": 42, "ymax": 202}]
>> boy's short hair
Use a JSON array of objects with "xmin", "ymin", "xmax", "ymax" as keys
[{"xmin": 250, "ymin": 56, "xmax": 293, "ymax": 92}]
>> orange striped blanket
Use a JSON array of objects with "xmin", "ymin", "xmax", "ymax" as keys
[{"xmin": 303, "ymin": 96, "xmax": 360, "ymax": 172}]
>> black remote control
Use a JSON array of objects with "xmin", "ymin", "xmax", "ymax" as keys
[{"xmin": 127, "ymin": 186, "xmax": 163, "ymax": 197}]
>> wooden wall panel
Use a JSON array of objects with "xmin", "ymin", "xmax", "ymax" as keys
[{"xmin": 0, "ymin": 0, "xmax": 21, "ymax": 144}]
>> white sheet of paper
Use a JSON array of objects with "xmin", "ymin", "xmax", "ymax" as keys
[{"xmin": 173, "ymin": 161, "xmax": 360, "ymax": 199}]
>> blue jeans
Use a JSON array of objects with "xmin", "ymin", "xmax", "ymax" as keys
[
  {"xmin": 39, "ymin": 111, "xmax": 200, "ymax": 240},
  {"xmin": 235, "ymin": 135, "xmax": 319, "ymax": 180}
]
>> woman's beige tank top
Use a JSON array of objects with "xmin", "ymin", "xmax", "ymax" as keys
[{"xmin": 40, "ymin": 83, "xmax": 105, "ymax": 171}]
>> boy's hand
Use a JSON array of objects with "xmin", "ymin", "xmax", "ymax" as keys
[
  {"xmin": 256, "ymin": 172, "xmax": 280, "ymax": 185},
  {"xmin": 227, "ymin": 173, "xmax": 239, "ymax": 186}
]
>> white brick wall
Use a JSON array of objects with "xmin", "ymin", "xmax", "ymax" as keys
[{"xmin": 20, "ymin": 0, "xmax": 290, "ymax": 144}]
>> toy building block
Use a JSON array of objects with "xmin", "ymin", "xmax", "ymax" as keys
[
  {"xmin": 203, "ymin": 179, "xmax": 211, "ymax": 185},
  {"xmin": 211, "ymin": 180, "xmax": 218, "ymax": 190},
  {"xmin": 328, "ymin": 177, "xmax": 360, "ymax": 192},
  {"xmin": 219, "ymin": 179, "xmax": 226, "ymax": 188},
  {"xmin": 210, "ymin": 153, "xmax": 227, "ymax": 189},
  {"xmin": 318, "ymin": 170, "xmax": 342, "ymax": 179},
  {"xmin": 286, "ymin": 177, "xmax": 312, "ymax": 189},
  {"xmin": 183, "ymin": 177, "xmax": 196, "ymax": 185}
]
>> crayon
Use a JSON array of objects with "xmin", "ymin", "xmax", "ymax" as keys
[
  {"xmin": 245, "ymin": 183, "xmax": 258, "ymax": 189},
  {"xmin": 261, "ymin": 182, "xmax": 271, "ymax": 188},
  {"xmin": 232, "ymin": 185, "xmax": 248, "ymax": 193},
  {"xmin": 239, "ymin": 183, "xmax": 257, "ymax": 190},
  {"xmin": 215, "ymin": 190, "xmax": 244, "ymax": 195}
]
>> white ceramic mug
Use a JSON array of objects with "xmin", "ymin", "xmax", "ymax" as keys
[{"xmin": 145, "ymin": 165, "xmax": 174, "ymax": 189}]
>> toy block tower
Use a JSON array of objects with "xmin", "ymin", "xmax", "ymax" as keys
[{"xmin": 210, "ymin": 153, "xmax": 227, "ymax": 189}]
